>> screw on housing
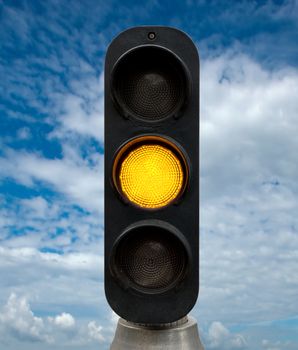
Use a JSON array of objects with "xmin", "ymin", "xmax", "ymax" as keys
[{"xmin": 148, "ymin": 32, "xmax": 156, "ymax": 40}]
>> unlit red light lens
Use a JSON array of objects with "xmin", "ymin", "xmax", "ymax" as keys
[{"xmin": 113, "ymin": 137, "xmax": 187, "ymax": 209}]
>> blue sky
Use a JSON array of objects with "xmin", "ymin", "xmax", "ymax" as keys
[{"xmin": 0, "ymin": 0, "xmax": 298, "ymax": 349}]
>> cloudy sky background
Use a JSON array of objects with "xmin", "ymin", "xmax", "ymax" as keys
[{"xmin": 0, "ymin": 0, "xmax": 298, "ymax": 349}]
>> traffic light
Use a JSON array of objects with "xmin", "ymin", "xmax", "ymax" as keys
[{"xmin": 105, "ymin": 26, "xmax": 199, "ymax": 324}]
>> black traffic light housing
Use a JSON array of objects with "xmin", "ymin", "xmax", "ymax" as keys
[{"xmin": 105, "ymin": 26, "xmax": 199, "ymax": 324}]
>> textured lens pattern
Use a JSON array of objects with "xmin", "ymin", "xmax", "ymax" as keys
[
  {"xmin": 116, "ymin": 228, "xmax": 187, "ymax": 290},
  {"xmin": 113, "ymin": 47, "xmax": 187, "ymax": 121},
  {"xmin": 119, "ymin": 144, "xmax": 184, "ymax": 209}
]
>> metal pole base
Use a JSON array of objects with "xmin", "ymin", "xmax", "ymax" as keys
[{"xmin": 110, "ymin": 316, "xmax": 204, "ymax": 350}]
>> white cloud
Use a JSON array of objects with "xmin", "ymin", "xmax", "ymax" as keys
[
  {"xmin": 0, "ymin": 246, "xmax": 104, "ymax": 274},
  {"xmin": 200, "ymin": 52, "xmax": 298, "ymax": 202},
  {"xmin": 0, "ymin": 293, "xmax": 52, "ymax": 343},
  {"xmin": 0, "ymin": 246, "xmax": 105, "ymax": 325},
  {"xmin": 261, "ymin": 338, "xmax": 294, "ymax": 350},
  {"xmin": 51, "ymin": 73, "xmax": 104, "ymax": 143},
  {"xmin": 0, "ymin": 194, "xmax": 103, "ymax": 255},
  {"xmin": 0, "ymin": 294, "xmax": 107, "ymax": 348},
  {"xmin": 88, "ymin": 321, "xmax": 105, "ymax": 342},
  {"xmin": 49, "ymin": 313, "xmax": 75, "ymax": 329},
  {"xmin": 17, "ymin": 127, "xmax": 32, "ymax": 140},
  {"xmin": 206, "ymin": 321, "xmax": 247, "ymax": 349},
  {"xmin": 22, "ymin": 196, "xmax": 52, "ymax": 218},
  {"xmin": 262, "ymin": 339, "xmax": 281, "ymax": 350},
  {"xmin": 0, "ymin": 148, "xmax": 104, "ymax": 213},
  {"xmin": 194, "ymin": 51, "xmax": 298, "ymax": 329},
  {"xmin": 110, "ymin": 311, "xmax": 119, "ymax": 326}
]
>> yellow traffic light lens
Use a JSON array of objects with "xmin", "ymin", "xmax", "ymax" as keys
[
  {"xmin": 113, "ymin": 136, "xmax": 188, "ymax": 209},
  {"xmin": 120, "ymin": 145, "xmax": 182, "ymax": 208}
]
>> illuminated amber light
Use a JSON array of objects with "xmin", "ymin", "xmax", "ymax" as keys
[{"xmin": 114, "ymin": 137, "xmax": 187, "ymax": 209}]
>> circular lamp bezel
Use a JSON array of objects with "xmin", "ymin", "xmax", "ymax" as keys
[
  {"xmin": 111, "ymin": 45, "xmax": 191, "ymax": 123},
  {"xmin": 110, "ymin": 220, "xmax": 191, "ymax": 295},
  {"xmin": 112, "ymin": 135, "xmax": 190, "ymax": 210}
]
